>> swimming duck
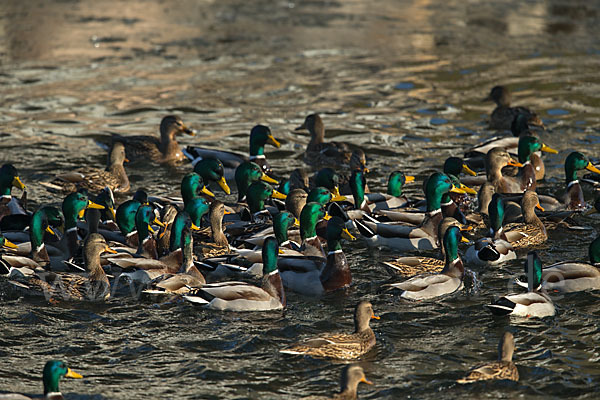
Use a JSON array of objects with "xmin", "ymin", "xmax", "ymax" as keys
[
  {"xmin": 183, "ymin": 236, "xmax": 285, "ymax": 311},
  {"xmin": 296, "ymin": 113, "xmax": 353, "ymax": 166},
  {"xmin": 192, "ymin": 157, "xmax": 232, "ymax": 195},
  {"xmin": 115, "ymin": 189, "xmax": 148, "ymax": 246},
  {"xmin": 245, "ymin": 181, "xmax": 287, "ymax": 219},
  {"xmin": 9, "ymin": 233, "xmax": 116, "ymax": 301},
  {"xmin": 44, "ymin": 141, "xmax": 130, "ymax": 194},
  {"xmin": 465, "ymin": 194, "xmax": 516, "ymax": 267},
  {"xmin": 184, "ymin": 124, "xmax": 281, "ymax": 177},
  {"xmin": 285, "ymin": 188, "xmax": 308, "ymax": 218},
  {"xmin": 0, "ymin": 163, "xmax": 27, "ymax": 222},
  {"xmin": 361, "ymin": 171, "xmax": 415, "ymax": 211},
  {"xmin": 457, "ymin": 332, "xmax": 519, "ymax": 383},
  {"xmin": 487, "ymin": 251, "xmax": 555, "ymax": 318},
  {"xmin": 485, "ymin": 85, "xmax": 542, "ymax": 131},
  {"xmin": 279, "ymin": 216, "xmax": 356, "ymax": 296},
  {"xmin": 234, "ymin": 161, "xmax": 279, "ymax": 202},
  {"xmin": 280, "ymin": 301, "xmax": 378, "ymax": 360},
  {"xmin": 563, "ymin": 151, "xmax": 600, "ymax": 210},
  {"xmin": 194, "ymin": 199, "xmax": 232, "ymax": 258},
  {"xmin": 384, "ymin": 226, "xmax": 466, "ymax": 300},
  {"xmin": 304, "ymin": 364, "xmax": 372, "ymax": 400},
  {"xmin": 356, "ymin": 173, "xmax": 466, "ymax": 251},
  {"xmin": 381, "ymin": 217, "xmax": 466, "ymax": 277},
  {"xmin": 296, "ymin": 202, "xmax": 328, "ymax": 257},
  {"xmin": 485, "ymin": 147, "xmax": 524, "ymax": 194},
  {"xmin": 503, "ymin": 191, "xmax": 547, "ymax": 248},
  {"xmin": 118, "ymin": 115, "xmax": 195, "ymax": 163},
  {"xmin": 0, "ymin": 360, "xmax": 83, "ymax": 400},
  {"xmin": 511, "ymin": 135, "xmax": 558, "ymax": 192},
  {"xmin": 243, "ymin": 210, "xmax": 300, "ymax": 250}
]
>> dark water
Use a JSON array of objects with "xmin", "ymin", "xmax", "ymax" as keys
[{"xmin": 2, "ymin": 0, "xmax": 600, "ymax": 398}]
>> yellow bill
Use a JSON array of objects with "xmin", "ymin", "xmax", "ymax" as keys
[
  {"xmin": 462, "ymin": 164, "xmax": 477, "ymax": 176},
  {"xmin": 65, "ymin": 368, "xmax": 83, "ymax": 379},
  {"xmin": 191, "ymin": 222, "xmax": 201, "ymax": 231},
  {"xmin": 540, "ymin": 144, "xmax": 558, "ymax": 154},
  {"xmin": 293, "ymin": 218, "xmax": 300, "ymax": 227},
  {"xmin": 260, "ymin": 173, "xmax": 279, "ymax": 185},
  {"xmin": 182, "ymin": 125, "xmax": 195, "ymax": 136},
  {"xmin": 153, "ymin": 217, "xmax": 165, "ymax": 228},
  {"xmin": 108, "ymin": 207, "xmax": 116, "ymax": 221},
  {"xmin": 323, "ymin": 213, "xmax": 332, "ymax": 221},
  {"xmin": 271, "ymin": 189, "xmax": 287, "ymax": 200},
  {"xmin": 87, "ymin": 200, "xmax": 105, "ymax": 210},
  {"xmin": 217, "ymin": 176, "xmax": 231, "ymax": 195},
  {"xmin": 461, "ymin": 236, "xmax": 470, "ymax": 243},
  {"xmin": 2, "ymin": 238, "xmax": 18, "ymax": 249},
  {"xmin": 460, "ymin": 183, "xmax": 477, "ymax": 195},
  {"xmin": 46, "ymin": 226, "xmax": 56, "ymax": 235},
  {"xmin": 12, "ymin": 176, "xmax": 25, "ymax": 190},
  {"xmin": 586, "ymin": 162, "xmax": 600, "ymax": 175},
  {"xmin": 404, "ymin": 175, "xmax": 415, "ymax": 183},
  {"xmin": 450, "ymin": 185, "xmax": 466, "ymax": 194},
  {"xmin": 201, "ymin": 186, "xmax": 215, "ymax": 198},
  {"xmin": 341, "ymin": 227, "xmax": 356, "ymax": 241},
  {"xmin": 507, "ymin": 159, "xmax": 523, "ymax": 167},
  {"xmin": 267, "ymin": 134, "xmax": 281, "ymax": 148},
  {"xmin": 331, "ymin": 194, "xmax": 347, "ymax": 202}
]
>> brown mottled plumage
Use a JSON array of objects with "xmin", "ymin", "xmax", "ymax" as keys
[
  {"xmin": 503, "ymin": 191, "xmax": 547, "ymax": 248},
  {"xmin": 304, "ymin": 365, "xmax": 372, "ymax": 400},
  {"xmin": 457, "ymin": 332, "xmax": 519, "ymax": 383}
]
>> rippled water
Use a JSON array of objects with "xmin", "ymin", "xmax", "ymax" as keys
[{"xmin": 2, "ymin": 0, "xmax": 600, "ymax": 398}]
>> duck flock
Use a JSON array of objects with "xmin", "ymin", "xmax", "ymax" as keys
[{"xmin": 1, "ymin": 85, "xmax": 600, "ymax": 399}]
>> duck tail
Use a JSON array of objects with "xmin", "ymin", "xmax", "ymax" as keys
[
  {"xmin": 486, "ymin": 297, "xmax": 516, "ymax": 316},
  {"xmin": 355, "ymin": 219, "xmax": 375, "ymax": 238}
]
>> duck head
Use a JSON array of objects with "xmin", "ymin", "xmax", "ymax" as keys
[
  {"xmin": 273, "ymin": 210, "xmax": 298, "ymax": 245},
  {"xmin": 93, "ymin": 187, "xmax": 116, "ymax": 222},
  {"xmin": 30, "ymin": 206, "xmax": 64, "ymax": 253},
  {"xmin": 354, "ymin": 301, "xmax": 379, "ymax": 333},
  {"xmin": 314, "ymin": 168, "xmax": 342, "ymax": 198},
  {"xmin": 246, "ymin": 181, "xmax": 286, "ymax": 214},
  {"xmin": 517, "ymin": 135, "xmax": 557, "ymax": 163},
  {"xmin": 250, "ymin": 125, "xmax": 281, "ymax": 156},
  {"xmin": 296, "ymin": 113, "xmax": 325, "ymax": 143},
  {"xmin": 511, "ymin": 113, "xmax": 544, "ymax": 137},
  {"xmin": 62, "ymin": 191, "xmax": 104, "ymax": 230},
  {"xmin": 423, "ymin": 172, "xmax": 465, "ymax": 212},
  {"xmin": 387, "ymin": 171, "xmax": 414, "ymax": 197},
  {"xmin": 193, "ymin": 157, "xmax": 230, "ymax": 195},
  {"xmin": 444, "ymin": 157, "xmax": 477, "ymax": 177},
  {"xmin": 160, "ymin": 115, "xmax": 195, "ymax": 138},
  {"xmin": 42, "ymin": 360, "xmax": 82, "ymax": 396},
  {"xmin": 326, "ymin": 215, "xmax": 356, "ymax": 251},
  {"xmin": 299, "ymin": 202, "xmax": 327, "ymax": 240},
  {"xmin": 564, "ymin": 151, "xmax": 600, "ymax": 185},
  {"xmin": 234, "ymin": 161, "xmax": 279, "ymax": 202},
  {"xmin": 135, "ymin": 205, "xmax": 163, "ymax": 241},
  {"xmin": 0, "ymin": 164, "xmax": 25, "ymax": 196},
  {"xmin": 169, "ymin": 211, "xmax": 202, "ymax": 252},
  {"xmin": 339, "ymin": 365, "xmax": 372, "ymax": 395},
  {"xmin": 307, "ymin": 187, "xmax": 345, "ymax": 205},
  {"xmin": 181, "ymin": 172, "xmax": 214, "ymax": 205},
  {"xmin": 484, "ymin": 85, "xmax": 511, "ymax": 107}
]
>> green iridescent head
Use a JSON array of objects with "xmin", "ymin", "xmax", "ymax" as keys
[
  {"xmin": 524, "ymin": 251, "xmax": 543, "ymax": 291},
  {"xmin": 326, "ymin": 215, "xmax": 356, "ymax": 251},
  {"xmin": 250, "ymin": 125, "xmax": 281, "ymax": 156},
  {"xmin": 169, "ymin": 211, "xmax": 196, "ymax": 252},
  {"xmin": 135, "ymin": 205, "xmax": 158, "ymax": 240},
  {"xmin": 424, "ymin": 172, "xmax": 459, "ymax": 212},
  {"xmin": 387, "ymin": 171, "xmax": 414, "ymax": 197},
  {"xmin": 62, "ymin": 192, "xmax": 105, "ymax": 229},
  {"xmin": 314, "ymin": 168, "xmax": 342, "ymax": 197},
  {"xmin": 42, "ymin": 360, "xmax": 83, "ymax": 395},
  {"xmin": 299, "ymin": 202, "xmax": 326, "ymax": 239},
  {"xmin": 234, "ymin": 161, "xmax": 279, "ymax": 201},
  {"xmin": 488, "ymin": 193, "xmax": 505, "ymax": 234},
  {"xmin": 246, "ymin": 181, "xmax": 286, "ymax": 214},
  {"xmin": 183, "ymin": 197, "xmax": 210, "ymax": 227},
  {"xmin": 30, "ymin": 206, "xmax": 64, "ymax": 250},
  {"xmin": 444, "ymin": 157, "xmax": 477, "ymax": 177},
  {"xmin": 564, "ymin": 151, "xmax": 600, "ymax": 184},
  {"xmin": 442, "ymin": 225, "xmax": 461, "ymax": 263},
  {"xmin": 307, "ymin": 187, "xmax": 333, "ymax": 205},
  {"xmin": 262, "ymin": 236, "xmax": 280, "ymax": 275},
  {"xmin": 132, "ymin": 189, "xmax": 148, "ymax": 204},
  {"xmin": 517, "ymin": 135, "xmax": 558, "ymax": 163},
  {"xmin": 273, "ymin": 211, "xmax": 297, "ymax": 244},
  {"xmin": 0, "ymin": 164, "xmax": 25, "ymax": 196},
  {"xmin": 94, "ymin": 187, "xmax": 116, "ymax": 222},
  {"xmin": 193, "ymin": 157, "xmax": 230, "ymax": 195},
  {"xmin": 181, "ymin": 172, "xmax": 214, "ymax": 205}
]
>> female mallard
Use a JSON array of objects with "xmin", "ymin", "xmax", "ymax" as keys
[
  {"xmin": 457, "ymin": 332, "xmax": 519, "ymax": 383},
  {"xmin": 385, "ymin": 226, "xmax": 466, "ymax": 300},
  {"xmin": 184, "ymin": 124, "xmax": 281, "ymax": 177},
  {"xmin": 296, "ymin": 113, "xmax": 354, "ymax": 166},
  {"xmin": 279, "ymin": 216, "xmax": 356, "ymax": 296},
  {"xmin": 0, "ymin": 163, "xmax": 27, "ymax": 221},
  {"xmin": 304, "ymin": 364, "xmax": 372, "ymax": 400},
  {"xmin": 183, "ymin": 236, "xmax": 285, "ymax": 311},
  {"xmin": 118, "ymin": 115, "xmax": 195, "ymax": 163},
  {"xmin": 0, "ymin": 360, "xmax": 83, "ymax": 400},
  {"xmin": 487, "ymin": 251, "xmax": 555, "ymax": 318},
  {"xmin": 381, "ymin": 217, "xmax": 467, "ymax": 277},
  {"xmin": 234, "ymin": 161, "xmax": 279, "ymax": 202},
  {"xmin": 44, "ymin": 141, "xmax": 130, "ymax": 194},
  {"xmin": 280, "ymin": 301, "xmax": 378, "ymax": 360},
  {"xmin": 484, "ymin": 148, "xmax": 524, "ymax": 194},
  {"xmin": 193, "ymin": 157, "xmax": 232, "ymax": 195},
  {"xmin": 285, "ymin": 188, "xmax": 308, "ymax": 218},
  {"xmin": 465, "ymin": 193, "xmax": 516, "ymax": 267},
  {"xmin": 503, "ymin": 191, "xmax": 547, "ymax": 248},
  {"xmin": 485, "ymin": 86, "xmax": 542, "ymax": 131},
  {"xmin": 9, "ymin": 233, "xmax": 116, "ymax": 301},
  {"xmin": 194, "ymin": 199, "xmax": 232, "ymax": 258},
  {"xmin": 563, "ymin": 151, "xmax": 600, "ymax": 210}
]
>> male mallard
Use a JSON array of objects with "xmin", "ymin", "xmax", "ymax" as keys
[
  {"xmin": 193, "ymin": 157, "xmax": 232, "ymax": 195},
  {"xmin": 243, "ymin": 210, "xmax": 300, "ymax": 250},
  {"xmin": 385, "ymin": 226, "xmax": 466, "ymax": 300},
  {"xmin": 183, "ymin": 236, "xmax": 285, "ymax": 311},
  {"xmin": 296, "ymin": 201, "xmax": 328, "ymax": 257},
  {"xmin": 487, "ymin": 251, "xmax": 555, "ymax": 318},
  {"xmin": 314, "ymin": 168, "xmax": 344, "ymax": 198},
  {"xmin": 184, "ymin": 124, "xmax": 281, "ymax": 177},
  {"xmin": 0, "ymin": 360, "xmax": 83, "ymax": 400},
  {"xmin": 44, "ymin": 141, "xmax": 130, "ymax": 194},
  {"xmin": 457, "ymin": 332, "xmax": 519, "ymax": 383},
  {"xmin": 361, "ymin": 171, "xmax": 415, "ymax": 211},
  {"xmin": 503, "ymin": 191, "xmax": 547, "ymax": 248},
  {"xmin": 307, "ymin": 187, "xmax": 346, "ymax": 205},
  {"xmin": 465, "ymin": 194, "xmax": 516, "ymax": 267},
  {"xmin": 114, "ymin": 189, "xmax": 148, "ymax": 246},
  {"xmin": 563, "ymin": 151, "xmax": 600, "ymax": 210},
  {"xmin": 234, "ymin": 161, "xmax": 279, "ymax": 202},
  {"xmin": 9, "ymin": 233, "xmax": 116, "ymax": 301},
  {"xmin": 443, "ymin": 157, "xmax": 480, "ymax": 211},
  {"xmin": 280, "ymin": 301, "xmax": 378, "ymax": 360},
  {"xmin": 118, "ymin": 115, "xmax": 195, "ymax": 163},
  {"xmin": 245, "ymin": 181, "xmax": 287, "ymax": 220},
  {"xmin": 304, "ymin": 364, "xmax": 372, "ymax": 400},
  {"xmin": 0, "ymin": 163, "xmax": 27, "ymax": 221},
  {"xmin": 280, "ymin": 216, "xmax": 356, "ymax": 296},
  {"xmin": 511, "ymin": 135, "xmax": 558, "ymax": 191},
  {"xmin": 382, "ymin": 217, "xmax": 467, "ymax": 277},
  {"xmin": 296, "ymin": 113, "xmax": 354, "ymax": 166},
  {"xmin": 485, "ymin": 86, "xmax": 542, "ymax": 130}
]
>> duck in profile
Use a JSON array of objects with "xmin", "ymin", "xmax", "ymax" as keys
[
  {"xmin": 280, "ymin": 301, "xmax": 378, "ymax": 360},
  {"xmin": 485, "ymin": 86, "xmax": 542, "ymax": 130},
  {"xmin": 234, "ymin": 161, "xmax": 279, "ymax": 202},
  {"xmin": 563, "ymin": 151, "xmax": 600, "ymax": 210},
  {"xmin": 304, "ymin": 365, "xmax": 373, "ymax": 400},
  {"xmin": 0, "ymin": 163, "xmax": 27, "ymax": 222},
  {"xmin": 193, "ymin": 157, "xmax": 232, "ymax": 195},
  {"xmin": 43, "ymin": 141, "xmax": 130, "ymax": 194},
  {"xmin": 457, "ymin": 332, "xmax": 519, "ymax": 383},
  {"xmin": 487, "ymin": 251, "xmax": 555, "ymax": 318},
  {"xmin": 118, "ymin": 115, "xmax": 195, "ymax": 163},
  {"xmin": 296, "ymin": 114, "xmax": 354, "ymax": 166},
  {"xmin": 0, "ymin": 360, "xmax": 83, "ymax": 400}
]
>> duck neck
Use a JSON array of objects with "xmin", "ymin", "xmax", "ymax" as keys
[
  {"xmin": 249, "ymin": 139, "xmax": 265, "ymax": 156},
  {"xmin": 327, "ymin": 237, "xmax": 343, "ymax": 252},
  {"xmin": 565, "ymin": 163, "xmax": 579, "ymax": 185},
  {"xmin": 159, "ymin": 128, "xmax": 177, "ymax": 154},
  {"xmin": 0, "ymin": 181, "xmax": 12, "ymax": 196},
  {"xmin": 86, "ymin": 248, "xmax": 106, "ymax": 281},
  {"xmin": 29, "ymin": 210, "xmax": 47, "ymax": 251},
  {"xmin": 179, "ymin": 232, "xmax": 194, "ymax": 273},
  {"xmin": 308, "ymin": 125, "xmax": 325, "ymax": 149},
  {"xmin": 169, "ymin": 213, "xmax": 186, "ymax": 252},
  {"xmin": 210, "ymin": 212, "xmax": 228, "ymax": 247},
  {"xmin": 351, "ymin": 176, "xmax": 366, "ymax": 211},
  {"xmin": 247, "ymin": 196, "xmax": 265, "ymax": 214},
  {"xmin": 441, "ymin": 236, "xmax": 463, "ymax": 278},
  {"xmin": 108, "ymin": 162, "xmax": 129, "ymax": 187}
]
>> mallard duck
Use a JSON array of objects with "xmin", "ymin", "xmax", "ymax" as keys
[
  {"xmin": 356, "ymin": 173, "xmax": 466, "ymax": 251},
  {"xmin": 484, "ymin": 148, "xmax": 524, "ymax": 194},
  {"xmin": 242, "ymin": 210, "xmax": 300, "ymax": 250},
  {"xmin": 443, "ymin": 157, "xmax": 480, "ymax": 210},
  {"xmin": 382, "ymin": 217, "xmax": 467, "ymax": 277},
  {"xmin": 114, "ymin": 189, "xmax": 148, "ymax": 246},
  {"xmin": 192, "ymin": 157, "xmax": 232, "ymax": 195},
  {"xmin": 385, "ymin": 226, "xmax": 466, "ymax": 300},
  {"xmin": 245, "ymin": 181, "xmax": 287, "ymax": 220},
  {"xmin": 510, "ymin": 135, "xmax": 558, "ymax": 192},
  {"xmin": 503, "ymin": 191, "xmax": 547, "ymax": 248},
  {"xmin": 9, "ymin": 233, "xmax": 116, "ymax": 301},
  {"xmin": 0, "ymin": 163, "xmax": 27, "ymax": 222},
  {"xmin": 296, "ymin": 201, "xmax": 328, "ymax": 258},
  {"xmin": 563, "ymin": 151, "xmax": 600, "ymax": 210},
  {"xmin": 194, "ymin": 199, "xmax": 231, "ymax": 258},
  {"xmin": 285, "ymin": 188, "xmax": 308, "ymax": 218},
  {"xmin": 234, "ymin": 161, "xmax": 279, "ymax": 202},
  {"xmin": 43, "ymin": 141, "xmax": 130, "ymax": 194},
  {"xmin": 487, "ymin": 251, "xmax": 555, "ymax": 318},
  {"xmin": 0, "ymin": 360, "xmax": 83, "ymax": 400},
  {"xmin": 184, "ymin": 124, "xmax": 281, "ymax": 177},
  {"xmin": 280, "ymin": 301, "xmax": 378, "ymax": 360},
  {"xmin": 361, "ymin": 171, "xmax": 415, "ymax": 211},
  {"xmin": 279, "ymin": 216, "xmax": 356, "ymax": 296},
  {"xmin": 485, "ymin": 86, "xmax": 542, "ymax": 131},
  {"xmin": 457, "ymin": 332, "xmax": 519, "ymax": 383},
  {"xmin": 117, "ymin": 115, "xmax": 195, "ymax": 163},
  {"xmin": 307, "ymin": 187, "xmax": 346, "ymax": 205},
  {"xmin": 465, "ymin": 194, "xmax": 516, "ymax": 267},
  {"xmin": 313, "ymin": 168, "xmax": 345, "ymax": 198},
  {"xmin": 296, "ymin": 113, "xmax": 354, "ymax": 166},
  {"xmin": 304, "ymin": 364, "xmax": 372, "ymax": 400},
  {"xmin": 183, "ymin": 236, "xmax": 285, "ymax": 311}
]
